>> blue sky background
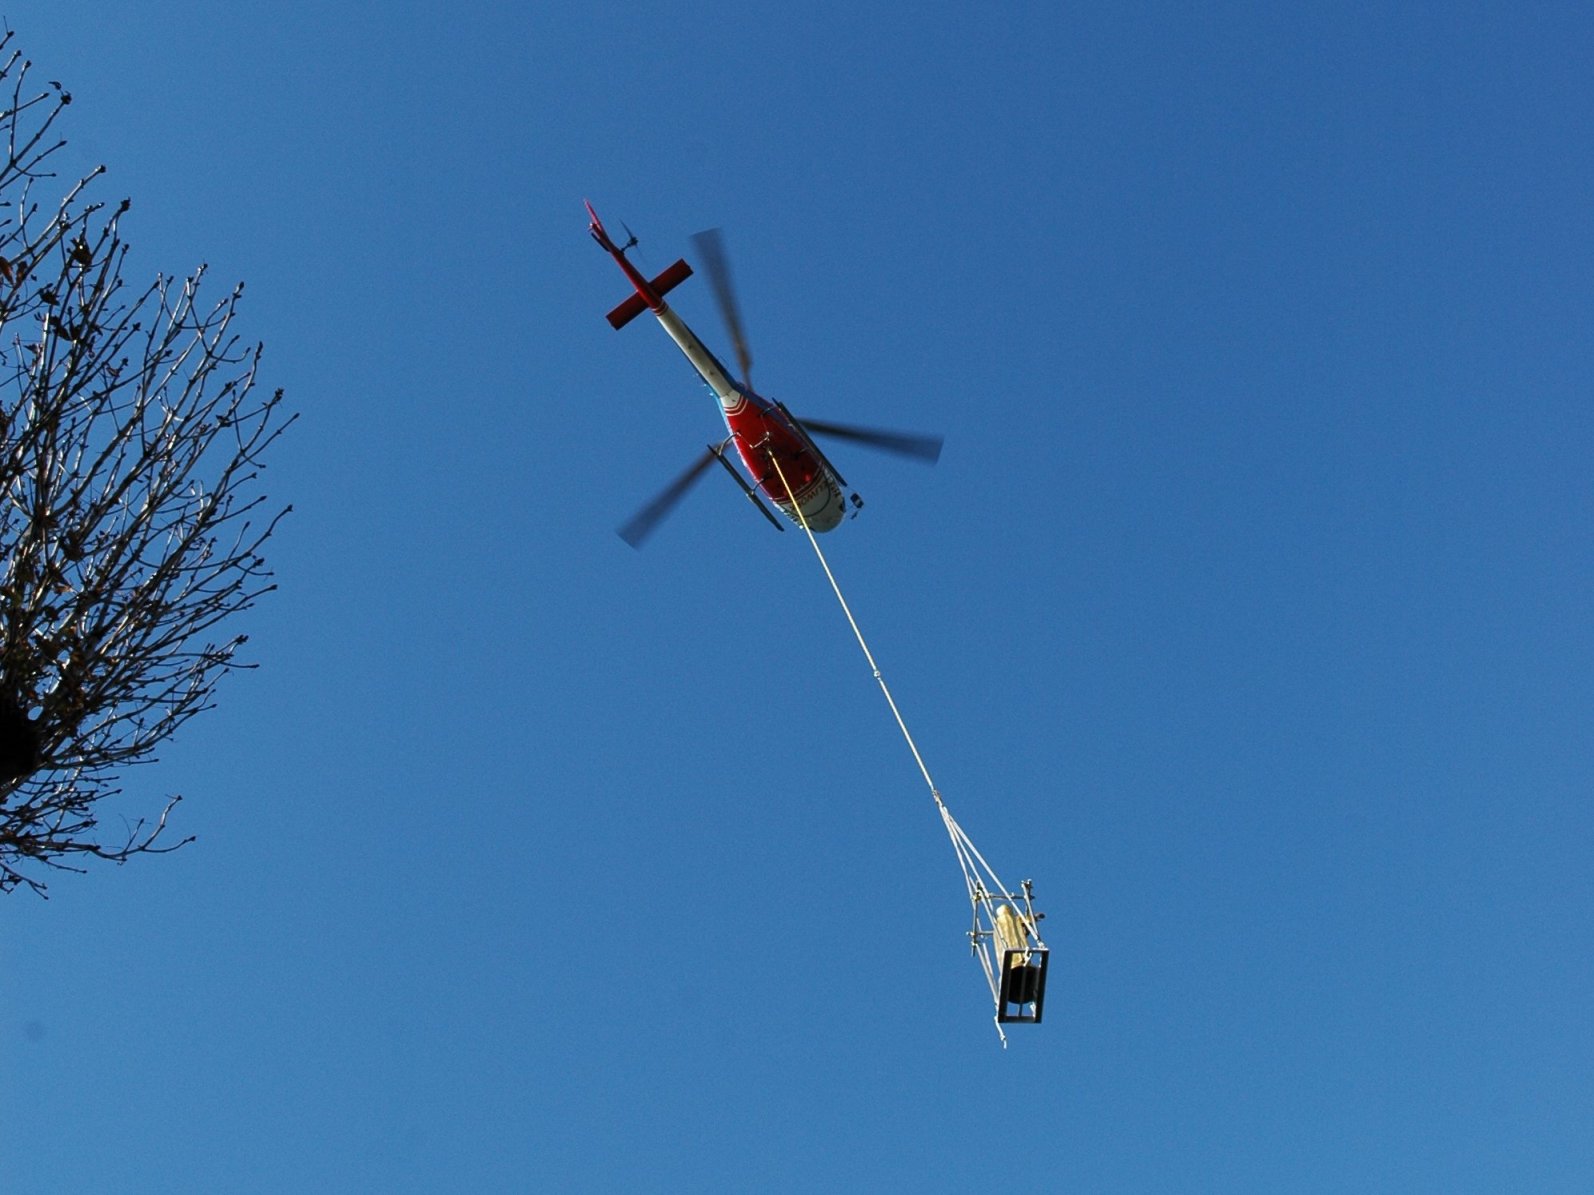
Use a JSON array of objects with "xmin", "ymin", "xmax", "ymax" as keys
[{"xmin": 4, "ymin": 2, "xmax": 1592, "ymax": 1190}]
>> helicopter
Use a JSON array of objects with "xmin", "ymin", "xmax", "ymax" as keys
[
  {"xmin": 586, "ymin": 202, "xmax": 943, "ymax": 546},
  {"xmin": 589, "ymin": 204, "xmax": 1051, "ymax": 1037}
]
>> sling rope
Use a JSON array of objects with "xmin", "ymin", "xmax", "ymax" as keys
[
  {"xmin": 765, "ymin": 453, "xmax": 944, "ymax": 809},
  {"xmin": 764, "ymin": 452, "xmax": 1045, "ymax": 1044}
]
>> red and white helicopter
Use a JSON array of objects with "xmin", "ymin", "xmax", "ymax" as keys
[{"xmin": 587, "ymin": 202, "xmax": 942, "ymax": 546}]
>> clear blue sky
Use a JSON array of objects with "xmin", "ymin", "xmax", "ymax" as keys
[{"xmin": 5, "ymin": 2, "xmax": 1592, "ymax": 1190}]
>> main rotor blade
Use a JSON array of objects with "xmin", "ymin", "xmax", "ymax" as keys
[
  {"xmin": 798, "ymin": 418, "xmax": 944, "ymax": 464},
  {"xmin": 618, "ymin": 448, "xmax": 718, "ymax": 548},
  {"xmin": 689, "ymin": 227, "xmax": 754, "ymax": 389}
]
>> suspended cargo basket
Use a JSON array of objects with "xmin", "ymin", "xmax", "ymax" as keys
[{"xmin": 943, "ymin": 793, "xmax": 1050, "ymax": 1041}]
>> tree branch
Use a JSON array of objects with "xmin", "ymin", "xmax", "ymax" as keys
[{"xmin": 0, "ymin": 38, "xmax": 292, "ymax": 894}]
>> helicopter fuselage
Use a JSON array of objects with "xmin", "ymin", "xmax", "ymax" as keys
[{"xmin": 651, "ymin": 303, "xmax": 846, "ymax": 532}]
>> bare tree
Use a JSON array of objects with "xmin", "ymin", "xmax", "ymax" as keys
[{"xmin": 0, "ymin": 33, "xmax": 293, "ymax": 894}]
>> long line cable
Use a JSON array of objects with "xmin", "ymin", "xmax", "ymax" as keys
[
  {"xmin": 765, "ymin": 453, "xmax": 944, "ymax": 808},
  {"xmin": 763, "ymin": 453, "xmax": 1017, "ymax": 895},
  {"xmin": 766, "ymin": 452, "xmax": 1047, "ymax": 1044}
]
